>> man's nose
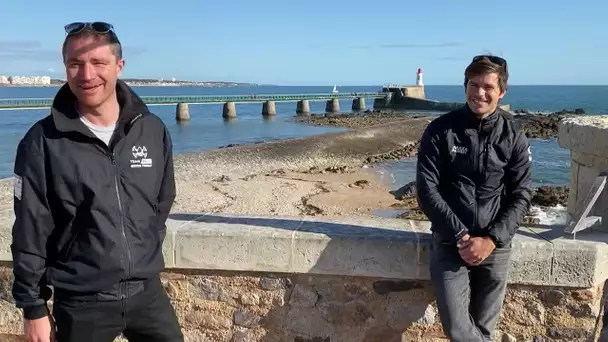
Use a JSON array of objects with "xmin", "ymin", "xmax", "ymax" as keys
[{"xmin": 80, "ymin": 63, "xmax": 95, "ymax": 81}]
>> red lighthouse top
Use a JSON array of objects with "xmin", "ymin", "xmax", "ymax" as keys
[{"xmin": 417, "ymin": 68, "xmax": 423, "ymax": 74}]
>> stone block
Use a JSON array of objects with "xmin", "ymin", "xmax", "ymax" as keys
[
  {"xmin": 291, "ymin": 218, "xmax": 420, "ymax": 279},
  {"xmin": 162, "ymin": 228, "xmax": 175, "ymax": 267},
  {"xmin": 173, "ymin": 217, "xmax": 295, "ymax": 272},
  {"xmin": 550, "ymin": 240, "xmax": 600, "ymax": 287},
  {"xmin": 507, "ymin": 229, "xmax": 554, "ymax": 285},
  {"xmin": 558, "ymin": 115, "xmax": 608, "ymax": 152}
]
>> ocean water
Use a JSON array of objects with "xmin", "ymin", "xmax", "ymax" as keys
[{"xmin": 0, "ymin": 85, "xmax": 605, "ymax": 192}]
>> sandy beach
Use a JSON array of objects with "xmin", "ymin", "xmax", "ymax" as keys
[{"xmin": 0, "ymin": 110, "xmax": 574, "ymax": 226}]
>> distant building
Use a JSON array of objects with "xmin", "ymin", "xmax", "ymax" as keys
[
  {"xmin": 0, "ymin": 76, "xmax": 9, "ymax": 84},
  {"xmin": 7, "ymin": 76, "xmax": 51, "ymax": 85}
]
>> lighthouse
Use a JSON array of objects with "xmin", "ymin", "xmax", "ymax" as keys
[{"xmin": 416, "ymin": 68, "xmax": 423, "ymax": 86}]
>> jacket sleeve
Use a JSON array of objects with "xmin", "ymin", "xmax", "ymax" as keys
[
  {"xmin": 157, "ymin": 125, "xmax": 176, "ymax": 242},
  {"xmin": 487, "ymin": 130, "xmax": 533, "ymax": 247},
  {"xmin": 11, "ymin": 139, "xmax": 54, "ymax": 320},
  {"xmin": 416, "ymin": 124, "xmax": 469, "ymax": 240}
]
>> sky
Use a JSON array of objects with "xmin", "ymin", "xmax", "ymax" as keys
[{"xmin": 0, "ymin": 0, "xmax": 606, "ymax": 86}]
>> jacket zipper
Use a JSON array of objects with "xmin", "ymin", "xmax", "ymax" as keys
[
  {"xmin": 474, "ymin": 121, "xmax": 483, "ymax": 232},
  {"xmin": 110, "ymin": 151, "xmax": 132, "ymax": 288}
]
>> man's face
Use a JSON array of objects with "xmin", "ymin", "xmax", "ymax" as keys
[
  {"xmin": 63, "ymin": 35, "xmax": 124, "ymax": 109},
  {"xmin": 465, "ymin": 72, "xmax": 506, "ymax": 117}
]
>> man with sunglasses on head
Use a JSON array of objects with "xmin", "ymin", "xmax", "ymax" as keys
[
  {"xmin": 11, "ymin": 22, "xmax": 183, "ymax": 342},
  {"xmin": 416, "ymin": 55, "xmax": 533, "ymax": 341}
]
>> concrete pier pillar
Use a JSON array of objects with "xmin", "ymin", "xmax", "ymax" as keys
[
  {"xmin": 176, "ymin": 103, "xmax": 190, "ymax": 121},
  {"xmin": 296, "ymin": 100, "xmax": 310, "ymax": 116},
  {"xmin": 325, "ymin": 99, "xmax": 340, "ymax": 113},
  {"xmin": 373, "ymin": 92, "xmax": 394, "ymax": 110},
  {"xmin": 262, "ymin": 101, "xmax": 276, "ymax": 116},
  {"xmin": 223, "ymin": 102, "xmax": 236, "ymax": 118},
  {"xmin": 297, "ymin": 100, "xmax": 310, "ymax": 115},
  {"xmin": 352, "ymin": 97, "xmax": 366, "ymax": 111},
  {"xmin": 384, "ymin": 92, "xmax": 394, "ymax": 107}
]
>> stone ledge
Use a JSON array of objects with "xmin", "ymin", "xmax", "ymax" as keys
[
  {"xmin": 558, "ymin": 115, "xmax": 608, "ymax": 155},
  {"xmin": 1, "ymin": 213, "xmax": 607, "ymax": 288}
]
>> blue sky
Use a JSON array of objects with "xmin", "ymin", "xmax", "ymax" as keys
[{"xmin": 0, "ymin": 0, "xmax": 606, "ymax": 86}]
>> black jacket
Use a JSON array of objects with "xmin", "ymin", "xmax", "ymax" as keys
[
  {"xmin": 11, "ymin": 80, "xmax": 176, "ymax": 319},
  {"xmin": 416, "ymin": 105, "xmax": 532, "ymax": 247}
]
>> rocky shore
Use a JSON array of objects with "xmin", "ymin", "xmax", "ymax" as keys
[
  {"xmin": 289, "ymin": 107, "xmax": 582, "ymax": 224},
  {"xmin": 389, "ymin": 181, "xmax": 569, "ymax": 224},
  {"xmin": 293, "ymin": 107, "xmax": 586, "ymax": 139}
]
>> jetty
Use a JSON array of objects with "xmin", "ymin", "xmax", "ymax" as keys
[{"xmin": 0, "ymin": 69, "xmax": 505, "ymax": 121}]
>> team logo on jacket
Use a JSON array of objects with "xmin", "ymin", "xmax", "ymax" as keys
[
  {"xmin": 130, "ymin": 146, "xmax": 152, "ymax": 168},
  {"xmin": 451, "ymin": 145, "xmax": 468, "ymax": 155}
]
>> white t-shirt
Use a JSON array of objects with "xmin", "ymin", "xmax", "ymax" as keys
[{"xmin": 80, "ymin": 116, "xmax": 116, "ymax": 146}]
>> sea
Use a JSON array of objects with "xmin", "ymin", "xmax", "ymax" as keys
[{"xmin": 1, "ymin": 84, "xmax": 607, "ymax": 224}]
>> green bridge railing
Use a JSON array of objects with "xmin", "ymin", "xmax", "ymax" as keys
[{"xmin": 0, "ymin": 92, "xmax": 387, "ymax": 109}]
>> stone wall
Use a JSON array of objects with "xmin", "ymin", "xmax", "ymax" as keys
[
  {"xmin": 0, "ymin": 267, "xmax": 604, "ymax": 342},
  {"xmin": 1, "ymin": 214, "xmax": 608, "ymax": 341},
  {"xmin": 558, "ymin": 116, "xmax": 608, "ymax": 232}
]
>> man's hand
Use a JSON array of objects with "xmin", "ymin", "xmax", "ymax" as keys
[
  {"xmin": 24, "ymin": 314, "xmax": 56, "ymax": 342},
  {"xmin": 457, "ymin": 234, "xmax": 495, "ymax": 266}
]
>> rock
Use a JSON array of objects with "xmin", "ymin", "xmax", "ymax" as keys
[
  {"xmin": 523, "ymin": 216, "xmax": 541, "ymax": 225},
  {"xmin": 350, "ymin": 180, "xmax": 370, "ymax": 188},
  {"xmin": 531, "ymin": 186, "xmax": 569, "ymax": 207},
  {"xmin": 365, "ymin": 143, "xmax": 419, "ymax": 164},
  {"xmin": 320, "ymin": 300, "xmax": 373, "ymax": 325},
  {"xmin": 289, "ymin": 284, "xmax": 318, "ymax": 308},
  {"xmin": 239, "ymin": 293, "xmax": 260, "ymax": 306},
  {"xmin": 525, "ymin": 301, "xmax": 546, "ymax": 324},
  {"xmin": 190, "ymin": 278, "xmax": 237, "ymax": 305},
  {"xmin": 0, "ymin": 268, "xmax": 13, "ymax": 303},
  {"xmin": 390, "ymin": 181, "xmax": 416, "ymax": 199},
  {"xmin": 234, "ymin": 311, "xmax": 262, "ymax": 328},
  {"xmin": 569, "ymin": 302, "xmax": 599, "ymax": 317},
  {"xmin": 231, "ymin": 328, "xmax": 254, "ymax": 342},
  {"xmin": 185, "ymin": 311, "xmax": 232, "ymax": 330},
  {"xmin": 415, "ymin": 305, "xmax": 437, "ymax": 325},
  {"xmin": 259, "ymin": 277, "xmax": 285, "ymax": 290},
  {"xmin": 540, "ymin": 290, "xmax": 565, "ymax": 306},
  {"xmin": 294, "ymin": 337, "xmax": 330, "ymax": 342},
  {"xmin": 502, "ymin": 332, "xmax": 517, "ymax": 342},
  {"xmin": 553, "ymin": 108, "xmax": 585, "ymax": 115},
  {"xmin": 571, "ymin": 289, "xmax": 595, "ymax": 301},
  {"xmin": 213, "ymin": 175, "xmax": 232, "ymax": 183},
  {"xmin": 547, "ymin": 327, "xmax": 588, "ymax": 339}
]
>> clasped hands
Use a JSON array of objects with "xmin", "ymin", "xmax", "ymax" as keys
[{"xmin": 456, "ymin": 233, "xmax": 495, "ymax": 266}]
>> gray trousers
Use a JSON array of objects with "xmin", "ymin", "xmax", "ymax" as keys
[{"xmin": 430, "ymin": 236, "xmax": 512, "ymax": 342}]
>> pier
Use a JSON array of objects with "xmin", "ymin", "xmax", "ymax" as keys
[
  {"xmin": 0, "ymin": 92, "xmax": 389, "ymax": 121},
  {"xmin": 0, "ymin": 69, "xmax": 500, "ymax": 120}
]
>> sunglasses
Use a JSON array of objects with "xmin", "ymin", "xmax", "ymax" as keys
[
  {"xmin": 472, "ymin": 55, "xmax": 507, "ymax": 67},
  {"xmin": 64, "ymin": 22, "xmax": 115, "ymax": 35}
]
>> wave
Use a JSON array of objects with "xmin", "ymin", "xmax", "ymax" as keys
[{"xmin": 528, "ymin": 204, "xmax": 568, "ymax": 226}]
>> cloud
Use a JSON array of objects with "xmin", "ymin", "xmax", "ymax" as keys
[
  {"xmin": 0, "ymin": 40, "xmax": 147, "ymax": 63},
  {"xmin": 0, "ymin": 40, "xmax": 57, "ymax": 62},
  {"xmin": 122, "ymin": 46, "xmax": 147, "ymax": 57}
]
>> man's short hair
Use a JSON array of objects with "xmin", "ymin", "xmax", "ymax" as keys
[
  {"xmin": 62, "ymin": 27, "xmax": 122, "ymax": 62},
  {"xmin": 464, "ymin": 55, "xmax": 509, "ymax": 92}
]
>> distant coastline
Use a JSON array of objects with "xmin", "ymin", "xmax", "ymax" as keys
[{"xmin": 0, "ymin": 78, "xmax": 259, "ymax": 88}]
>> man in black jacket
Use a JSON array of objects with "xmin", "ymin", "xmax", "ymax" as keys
[
  {"xmin": 11, "ymin": 22, "xmax": 183, "ymax": 342},
  {"xmin": 416, "ymin": 55, "xmax": 532, "ymax": 341}
]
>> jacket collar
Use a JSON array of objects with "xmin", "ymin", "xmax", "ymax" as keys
[
  {"xmin": 463, "ymin": 104, "xmax": 502, "ymax": 134},
  {"xmin": 51, "ymin": 79, "xmax": 150, "ymax": 135}
]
